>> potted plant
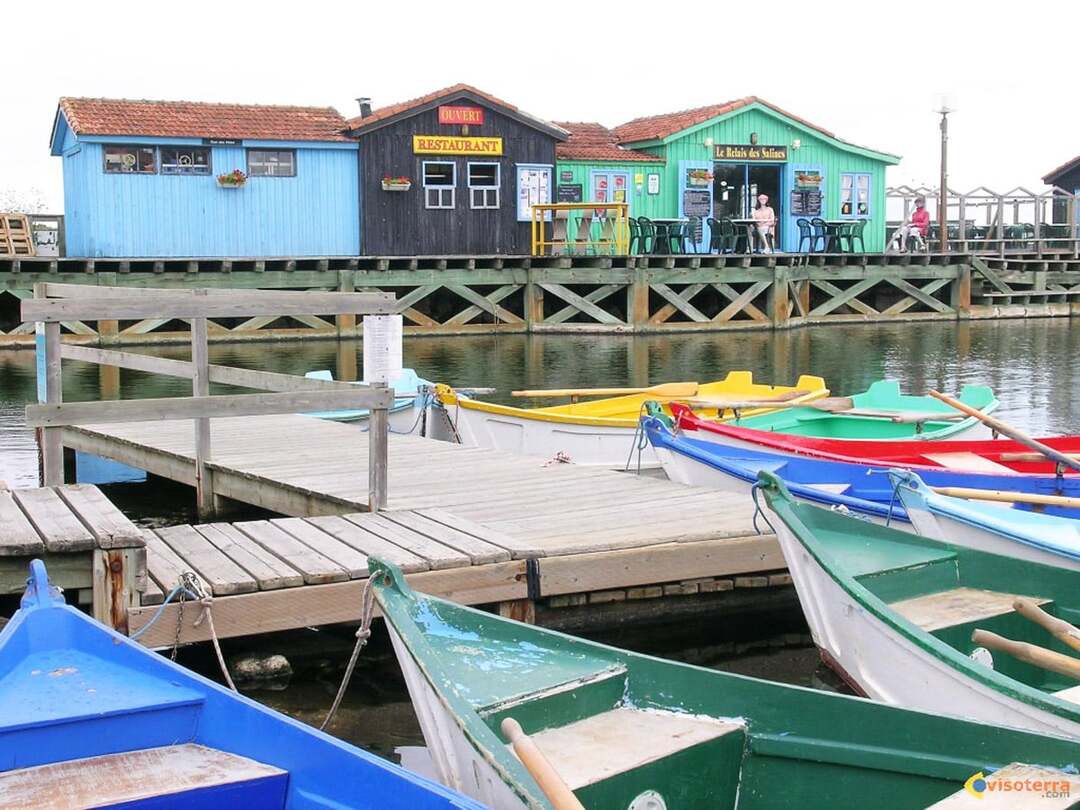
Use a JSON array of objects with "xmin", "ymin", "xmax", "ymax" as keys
[
  {"xmin": 217, "ymin": 169, "xmax": 247, "ymax": 188},
  {"xmin": 381, "ymin": 175, "xmax": 411, "ymax": 191}
]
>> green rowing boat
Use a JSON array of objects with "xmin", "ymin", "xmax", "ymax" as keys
[
  {"xmin": 727, "ymin": 379, "xmax": 998, "ymax": 440},
  {"xmin": 370, "ymin": 559, "xmax": 1080, "ymax": 810}
]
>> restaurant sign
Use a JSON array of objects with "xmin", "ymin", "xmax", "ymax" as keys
[
  {"xmin": 438, "ymin": 105, "xmax": 485, "ymax": 125},
  {"xmin": 714, "ymin": 144, "xmax": 788, "ymax": 161},
  {"xmin": 413, "ymin": 135, "xmax": 503, "ymax": 156}
]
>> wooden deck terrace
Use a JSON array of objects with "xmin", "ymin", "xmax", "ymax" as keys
[
  {"xmin": 3, "ymin": 251, "xmax": 1079, "ymax": 346},
  {"xmin": 50, "ymin": 414, "xmax": 783, "ymax": 646}
]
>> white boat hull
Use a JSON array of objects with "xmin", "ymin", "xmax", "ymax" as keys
[
  {"xmin": 441, "ymin": 401, "xmax": 657, "ymax": 469},
  {"xmin": 901, "ymin": 502, "xmax": 1080, "ymax": 572},
  {"xmin": 770, "ymin": 509, "xmax": 1080, "ymax": 737},
  {"xmin": 387, "ymin": 624, "xmax": 531, "ymax": 810}
]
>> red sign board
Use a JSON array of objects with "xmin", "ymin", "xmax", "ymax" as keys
[{"xmin": 438, "ymin": 105, "xmax": 485, "ymax": 126}]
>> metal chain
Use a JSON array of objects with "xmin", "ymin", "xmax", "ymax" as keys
[{"xmin": 171, "ymin": 591, "xmax": 186, "ymax": 661}]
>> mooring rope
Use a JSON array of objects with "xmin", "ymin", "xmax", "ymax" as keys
[
  {"xmin": 185, "ymin": 572, "xmax": 237, "ymax": 692},
  {"xmin": 129, "ymin": 581, "xmax": 199, "ymax": 642},
  {"xmin": 321, "ymin": 577, "xmax": 377, "ymax": 731},
  {"xmin": 750, "ymin": 482, "xmax": 777, "ymax": 535}
]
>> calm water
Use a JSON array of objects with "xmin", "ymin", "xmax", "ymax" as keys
[{"xmin": 1, "ymin": 318, "xmax": 1078, "ymax": 759}]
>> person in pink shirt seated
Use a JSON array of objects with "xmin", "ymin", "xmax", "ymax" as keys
[
  {"xmin": 752, "ymin": 194, "xmax": 777, "ymax": 253},
  {"xmin": 895, "ymin": 196, "xmax": 930, "ymax": 251}
]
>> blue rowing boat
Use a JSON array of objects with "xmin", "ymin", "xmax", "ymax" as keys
[
  {"xmin": 304, "ymin": 368, "xmax": 431, "ymax": 432},
  {"xmin": 0, "ymin": 560, "xmax": 482, "ymax": 809},
  {"xmin": 891, "ymin": 469, "xmax": 1080, "ymax": 571},
  {"xmin": 643, "ymin": 416, "xmax": 1080, "ymax": 525}
]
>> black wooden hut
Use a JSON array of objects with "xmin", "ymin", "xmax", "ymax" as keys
[{"xmin": 345, "ymin": 84, "xmax": 567, "ymax": 256}]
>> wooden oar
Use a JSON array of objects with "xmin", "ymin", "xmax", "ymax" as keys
[
  {"xmin": 1014, "ymin": 598, "xmax": 1080, "ymax": 654},
  {"xmin": 511, "ymin": 382, "xmax": 698, "ymax": 399},
  {"xmin": 1000, "ymin": 452, "xmax": 1080, "ymax": 464},
  {"xmin": 972, "ymin": 629, "xmax": 1080, "ymax": 680},
  {"xmin": 929, "ymin": 390, "xmax": 1080, "ymax": 474},
  {"xmin": 501, "ymin": 718, "xmax": 585, "ymax": 810},
  {"xmin": 931, "ymin": 486, "xmax": 1080, "ymax": 510}
]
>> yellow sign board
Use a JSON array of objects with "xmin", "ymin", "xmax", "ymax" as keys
[{"xmin": 412, "ymin": 135, "xmax": 504, "ymax": 156}]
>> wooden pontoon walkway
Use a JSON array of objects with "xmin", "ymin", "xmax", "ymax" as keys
[
  {"xmin": 64, "ymin": 414, "xmax": 758, "ymax": 558},
  {"xmin": 58, "ymin": 415, "xmax": 784, "ymax": 646}
]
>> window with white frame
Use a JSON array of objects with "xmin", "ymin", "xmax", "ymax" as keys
[
  {"xmin": 103, "ymin": 145, "xmax": 157, "ymax": 174},
  {"xmin": 247, "ymin": 149, "xmax": 296, "ymax": 177},
  {"xmin": 423, "ymin": 161, "xmax": 456, "ymax": 209},
  {"xmin": 160, "ymin": 146, "xmax": 212, "ymax": 175},
  {"xmin": 840, "ymin": 173, "xmax": 871, "ymax": 217},
  {"xmin": 468, "ymin": 162, "xmax": 499, "ymax": 209}
]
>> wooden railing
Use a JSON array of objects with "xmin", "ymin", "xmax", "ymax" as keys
[
  {"xmin": 531, "ymin": 202, "xmax": 630, "ymax": 256},
  {"xmin": 22, "ymin": 283, "xmax": 397, "ymax": 517}
]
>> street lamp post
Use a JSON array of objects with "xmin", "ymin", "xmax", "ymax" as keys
[{"xmin": 935, "ymin": 100, "xmax": 954, "ymax": 252}]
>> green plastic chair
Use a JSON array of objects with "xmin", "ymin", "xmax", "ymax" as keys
[
  {"xmin": 628, "ymin": 218, "xmax": 642, "ymax": 255},
  {"xmin": 848, "ymin": 220, "xmax": 867, "ymax": 252}
]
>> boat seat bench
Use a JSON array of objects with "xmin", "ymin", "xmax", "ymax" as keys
[
  {"xmin": 521, "ymin": 707, "xmax": 745, "ymax": 806},
  {"xmin": 890, "ymin": 587, "xmax": 1052, "ymax": 633},
  {"xmin": 0, "ymin": 743, "xmax": 288, "ymax": 809}
]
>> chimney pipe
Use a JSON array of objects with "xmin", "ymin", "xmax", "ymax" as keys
[{"xmin": 356, "ymin": 97, "xmax": 372, "ymax": 119}]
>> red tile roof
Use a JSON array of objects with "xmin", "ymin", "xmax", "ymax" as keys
[
  {"xmin": 613, "ymin": 96, "xmax": 838, "ymax": 144},
  {"xmin": 344, "ymin": 83, "xmax": 565, "ymax": 137},
  {"xmin": 553, "ymin": 122, "xmax": 660, "ymax": 163},
  {"xmin": 58, "ymin": 97, "xmax": 352, "ymax": 142}
]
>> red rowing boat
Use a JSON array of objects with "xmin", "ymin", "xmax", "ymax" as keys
[{"xmin": 668, "ymin": 402, "xmax": 1080, "ymax": 476}]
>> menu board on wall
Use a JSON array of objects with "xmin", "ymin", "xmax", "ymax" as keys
[
  {"xmin": 682, "ymin": 189, "xmax": 711, "ymax": 217},
  {"xmin": 557, "ymin": 183, "xmax": 583, "ymax": 203},
  {"xmin": 517, "ymin": 166, "xmax": 552, "ymax": 221},
  {"xmin": 790, "ymin": 189, "xmax": 823, "ymax": 217}
]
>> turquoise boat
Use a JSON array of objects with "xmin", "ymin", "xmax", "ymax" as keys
[
  {"xmin": 721, "ymin": 379, "xmax": 999, "ymax": 441},
  {"xmin": 304, "ymin": 367, "xmax": 430, "ymax": 431},
  {"xmin": 370, "ymin": 558, "xmax": 1080, "ymax": 810},
  {"xmin": 0, "ymin": 560, "xmax": 482, "ymax": 809}
]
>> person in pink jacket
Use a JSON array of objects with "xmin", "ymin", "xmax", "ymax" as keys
[{"xmin": 752, "ymin": 194, "xmax": 776, "ymax": 253}]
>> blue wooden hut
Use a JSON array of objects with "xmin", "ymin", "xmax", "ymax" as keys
[{"xmin": 50, "ymin": 98, "xmax": 359, "ymax": 258}]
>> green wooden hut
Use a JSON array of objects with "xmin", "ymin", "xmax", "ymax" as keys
[
  {"xmin": 553, "ymin": 123, "xmax": 665, "ymax": 218},
  {"xmin": 558, "ymin": 97, "xmax": 899, "ymax": 252}
]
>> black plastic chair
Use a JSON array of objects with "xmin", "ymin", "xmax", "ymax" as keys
[
  {"xmin": 666, "ymin": 220, "xmax": 691, "ymax": 254},
  {"xmin": 706, "ymin": 217, "xmax": 723, "ymax": 253},
  {"xmin": 628, "ymin": 218, "xmax": 642, "ymax": 255},
  {"xmin": 796, "ymin": 218, "xmax": 816, "ymax": 253},
  {"xmin": 684, "ymin": 216, "xmax": 703, "ymax": 254}
]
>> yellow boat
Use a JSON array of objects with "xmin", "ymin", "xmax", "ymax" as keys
[{"xmin": 433, "ymin": 371, "xmax": 828, "ymax": 468}]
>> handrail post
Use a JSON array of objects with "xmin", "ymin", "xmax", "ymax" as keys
[
  {"xmin": 36, "ymin": 282, "xmax": 64, "ymax": 486},
  {"xmin": 191, "ymin": 298, "xmax": 214, "ymax": 518},
  {"xmin": 368, "ymin": 384, "xmax": 389, "ymax": 512}
]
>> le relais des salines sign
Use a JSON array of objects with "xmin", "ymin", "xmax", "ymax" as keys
[{"xmin": 714, "ymin": 144, "xmax": 788, "ymax": 161}]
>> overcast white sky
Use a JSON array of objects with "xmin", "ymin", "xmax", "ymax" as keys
[{"xmin": 2, "ymin": 1, "xmax": 1075, "ymax": 211}]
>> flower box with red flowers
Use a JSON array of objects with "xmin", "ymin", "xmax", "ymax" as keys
[
  {"xmin": 217, "ymin": 169, "xmax": 247, "ymax": 188},
  {"xmin": 381, "ymin": 176, "xmax": 412, "ymax": 192}
]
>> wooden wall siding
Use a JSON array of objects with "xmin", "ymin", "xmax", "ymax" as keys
[
  {"xmin": 643, "ymin": 106, "xmax": 893, "ymax": 252},
  {"xmin": 12, "ymin": 253, "xmax": 1076, "ymax": 345},
  {"xmin": 554, "ymin": 161, "xmax": 667, "ymax": 219},
  {"xmin": 62, "ymin": 141, "xmax": 360, "ymax": 258},
  {"xmin": 357, "ymin": 104, "xmax": 558, "ymax": 256}
]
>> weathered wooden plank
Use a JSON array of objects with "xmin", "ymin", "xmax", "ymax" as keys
[
  {"xmin": 27, "ymin": 388, "xmax": 396, "ymax": 428},
  {"xmin": 12, "ymin": 488, "xmax": 95, "ymax": 552},
  {"xmin": 0, "ymin": 490, "xmax": 45, "ymax": 556},
  {"xmin": 444, "ymin": 284, "xmax": 524, "ymax": 325},
  {"xmin": 22, "ymin": 290, "xmax": 396, "ymax": 322},
  {"xmin": 547, "ymin": 284, "xmax": 624, "ymax": 325},
  {"xmin": 127, "ymin": 560, "xmax": 528, "ymax": 647},
  {"xmin": 269, "ymin": 517, "xmax": 371, "ymax": 578},
  {"xmin": 712, "ymin": 280, "xmax": 771, "ymax": 322},
  {"xmin": 883, "ymin": 277, "xmax": 954, "ymax": 314},
  {"xmin": 808, "ymin": 278, "xmax": 880, "ymax": 317},
  {"xmin": 0, "ymin": 552, "xmax": 93, "ymax": 595},
  {"xmin": 649, "ymin": 282, "xmax": 707, "ymax": 324},
  {"xmin": 414, "ymin": 507, "xmax": 520, "ymax": 551},
  {"xmin": 55, "ymin": 484, "xmax": 144, "ymax": 549},
  {"xmin": 340, "ymin": 513, "xmax": 469, "ymax": 570},
  {"xmin": 303, "ymin": 514, "xmax": 428, "ymax": 573},
  {"xmin": 154, "ymin": 525, "xmax": 257, "ymax": 596},
  {"xmin": 142, "ymin": 529, "xmax": 210, "ymax": 594},
  {"xmin": 231, "ymin": 520, "xmax": 348, "ymax": 584},
  {"xmin": 379, "ymin": 510, "xmax": 510, "ymax": 564},
  {"xmin": 198, "ymin": 523, "xmax": 303, "ymax": 590}
]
